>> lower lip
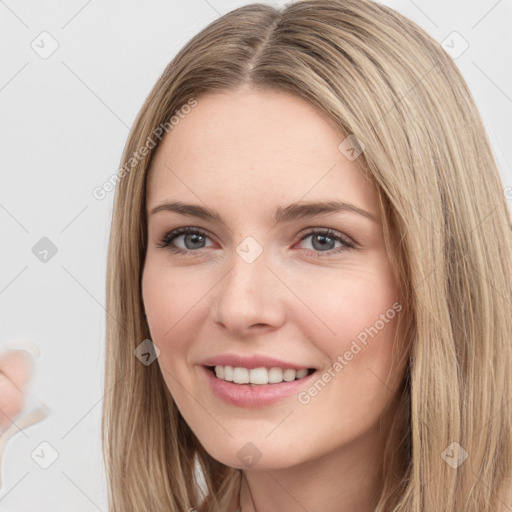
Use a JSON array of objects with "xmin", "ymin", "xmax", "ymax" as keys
[{"xmin": 200, "ymin": 366, "xmax": 317, "ymax": 407}]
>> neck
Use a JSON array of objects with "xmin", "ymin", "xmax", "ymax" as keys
[{"xmin": 238, "ymin": 403, "xmax": 404, "ymax": 512}]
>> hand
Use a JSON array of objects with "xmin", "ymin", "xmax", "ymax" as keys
[
  {"xmin": 0, "ymin": 347, "xmax": 45, "ymax": 490},
  {"xmin": 0, "ymin": 349, "xmax": 34, "ymax": 433}
]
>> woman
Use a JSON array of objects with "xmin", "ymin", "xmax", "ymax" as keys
[{"xmin": 102, "ymin": 0, "xmax": 512, "ymax": 510}]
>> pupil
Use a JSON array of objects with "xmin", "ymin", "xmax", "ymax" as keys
[
  {"xmin": 312, "ymin": 234, "xmax": 334, "ymax": 251},
  {"xmin": 186, "ymin": 233, "xmax": 204, "ymax": 249}
]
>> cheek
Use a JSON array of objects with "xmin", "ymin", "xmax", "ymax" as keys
[
  {"xmin": 286, "ymin": 261, "xmax": 399, "ymax": 352},
  {"xmin": 141, "ymin": 262, "xmax": 202, "ymax": 408},
  {"xmin": 141, "ymin": 260, "xmax": 204, "ymax": 350},
  {"xmin": 288, "ymin": 260, "xmax": 402, "ymax": 402}
]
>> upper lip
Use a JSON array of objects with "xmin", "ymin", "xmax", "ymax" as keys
[{"xmin": 199, "ymin": 354, "xmax": 315, "ymax": 370}]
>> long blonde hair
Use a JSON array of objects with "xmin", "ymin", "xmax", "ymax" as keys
[{"xmin": 102, "ymin": 1, "xmax": 512, "ymax": 510}]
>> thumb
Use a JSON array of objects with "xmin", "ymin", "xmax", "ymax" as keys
[
  {"xmin": 0, "ymin": 349, "xmax": 35, "ymax": 391},
  {"xmin": 0, "ymin": 350, "xmax": 36, "ymax": 432}
]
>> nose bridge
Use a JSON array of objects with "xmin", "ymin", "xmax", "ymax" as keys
[
  {"xmin": 223, "ymin": 237, "xmax": 270, "ymax": 306},
  {"xmin": 213, "ymin": 235, "xmax": 284, "ymax": 331}
]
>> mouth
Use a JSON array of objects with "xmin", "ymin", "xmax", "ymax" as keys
[{"xmin": 205, "ymin": 365, "xmax": 317, "ymax": 386}]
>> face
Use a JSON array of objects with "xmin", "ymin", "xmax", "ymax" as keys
[{"xmin": 142, "ymin": 88, "xmax": 406, "ymax": 470}]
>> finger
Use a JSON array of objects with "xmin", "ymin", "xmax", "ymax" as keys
[
  {"xmin": 0, "ymin": 372, "xmax": 25, "ymax": 432},
  {"xmin": 0, "ymin": 350, "xmax": 35, "ymax": 391}
]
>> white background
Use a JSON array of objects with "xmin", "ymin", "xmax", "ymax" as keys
[{"xmin": 1, "ymin": 0, "xmax": 511, "ymax": 510}]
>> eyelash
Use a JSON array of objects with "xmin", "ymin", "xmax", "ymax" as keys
[{"xmin": 156, "ymin": 227, "xmax": 355, "ymax": 258}]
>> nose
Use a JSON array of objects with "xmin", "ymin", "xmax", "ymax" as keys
[{"xmin": 211, "ymin": 243, "xmax": 286, "ymax": 336}]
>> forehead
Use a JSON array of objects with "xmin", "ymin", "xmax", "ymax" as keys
[{"xmin": 146, "ymin": 89, "xmax": 378, "ymax": 218}]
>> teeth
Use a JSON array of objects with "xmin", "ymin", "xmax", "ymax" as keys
[
  {"xmin": 296, "ymin": 368, "xmax": 308, "ymax": 379},
  {"xmin": 233, "ymin": 367, "xmax": 249, "ymax": 384},
  {"xmin": 213, "ymin": 366, "xmax": 310, "ymax": 385}
]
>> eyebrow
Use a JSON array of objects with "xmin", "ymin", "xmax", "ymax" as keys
[{"xmin": 149, "ymin": 200, "xmax": 379, "ymax": 224}]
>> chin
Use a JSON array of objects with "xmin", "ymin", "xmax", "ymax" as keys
[{"xmin": 201, "ymin": 438, "xmax": 307, "ymax": 471}]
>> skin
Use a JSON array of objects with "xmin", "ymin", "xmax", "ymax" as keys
[
  {"xmin": 142, "ymin": 87, "xmax": 408, "ymax": 512},
  {"xmin": 0, "ymin": 350, "xmax": 34, "ymax": 432}
]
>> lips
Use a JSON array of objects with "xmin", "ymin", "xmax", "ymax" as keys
[
  {"xmin": 200, "ymin": 364, "xmax": 318, "ymax": 407},
  {"xmin": 199, "ymin": 353, "xmax": 315, "ymax": 370},
  {"xmin": 197, "ymin": 353, "xmax": 319, "ymax": 406}
]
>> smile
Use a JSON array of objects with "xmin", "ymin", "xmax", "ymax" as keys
[
  {"xmin": 210, "ymin": 365, "xmax": 315, "ymax": 385},
  {"xmin": 202, "ymin": 365, "xmax": 318, "ymax": 407}
]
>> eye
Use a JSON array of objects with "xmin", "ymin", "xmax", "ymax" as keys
[
  {"xmin": 156, "ymin": 226, "xmax": 355, "ymax": 257},
  {"xmin": 157, "ymin": 227, "xmax": 213, "ymax": 255},
  {"xmin": 296, "ymin": 227, "xmax": 355, "ymax": 256}
]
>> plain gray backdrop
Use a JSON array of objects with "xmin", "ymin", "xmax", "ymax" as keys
[{"xmin": 1, "ymin": 0, "xmax": 511, "ymax": 510}]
